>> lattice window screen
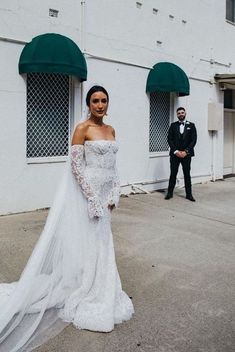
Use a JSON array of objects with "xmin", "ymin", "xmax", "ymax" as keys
[
  {"xmin": 149, "ymin": 92, "xmax": 170, "ymax": 152},
  {"xmin": 26, "ymin": 73, "xmax": 70, "ymax": 158}
]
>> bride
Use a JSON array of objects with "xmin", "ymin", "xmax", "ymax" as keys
[{"xmin": 0, "ymin": 85, "xmax": 134, "ymax": 352}]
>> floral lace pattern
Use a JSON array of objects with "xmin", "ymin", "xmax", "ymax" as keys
[
  {"xmin": 71, "ymin": 144, "xmax": 104, "ymax": 218},
  {"xmin": 0, "ymin": 140, "xmax": 134, "ymax": 351},
  {"xmin": 107, "ymin": 167, "xmax": 121, "ymax": 207},
  {"xmin": 71, "ymin": 140, "xmax": 121, "ymax": 216},
  {"xmin": 62, "ymin": 140, "xmax": 134, "ymax": 331}
]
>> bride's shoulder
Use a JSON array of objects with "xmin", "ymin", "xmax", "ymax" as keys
[
  {"xmin": 105, "ymin": 124, "xmax": 115, "ymax": 134},
  {"xmin": 74, "ymin": 121, "xmax": 92, "ymax": 136},
  {"xmin": 75, "ymin": 121, "xmax": 90, "ymax": 131},
  {"xmin": 72, "ymin": 122, "xmax": 89, "ymax": 145}
]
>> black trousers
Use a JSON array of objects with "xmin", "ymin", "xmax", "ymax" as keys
[{"xmin": 167, "ymin": 155, "xmax": 192, "ymax": 196}]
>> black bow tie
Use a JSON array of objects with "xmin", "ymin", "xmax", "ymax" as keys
[{"xmin": 179, "ymin": 122, "xmax": 184, "ymax": 125}]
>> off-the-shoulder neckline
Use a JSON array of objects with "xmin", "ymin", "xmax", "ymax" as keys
[
  {"xmin": 71, "ymin": 140, "xmax": 117, "ymax": 147},
  {"xmin": 84, "ymin": 140, "xmax": 116, "ymax": 143}
]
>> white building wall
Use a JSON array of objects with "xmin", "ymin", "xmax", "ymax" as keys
[
  {"xmin": 0, "ymin": 0, "xmax": 82, "ymax": 43},
  {"xmin": 83, "ymin": 0, "xmax": 227, "ymax": 189},
  {"xmin": 0, "ymin": 0, "xmax": 234, "ymax": 214},
  {"xmin": 0, "ymin": 0, "xmax": 83, "ymax": 214}
]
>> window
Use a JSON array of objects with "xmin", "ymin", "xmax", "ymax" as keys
[
  {"xmin": 149, "ymin": 92, "xmax": 171, "ymax": 153},
  {"xmin": 26, "ymin": 73, "xmax": 70, "ymax": 160},
  {"xmin": 226, "ymin": 0, "xmax": 235, "ymax": 22},
  {"xmin": 224, "ymin": 89, "xmax": 235, "ymax": 109}
]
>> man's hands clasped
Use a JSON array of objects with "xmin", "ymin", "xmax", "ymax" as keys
[{"xmin": 175, "ymin": 150, "xmax": 187, "ymax": 158}]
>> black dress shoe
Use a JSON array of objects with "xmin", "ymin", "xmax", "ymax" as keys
[
  {"xmin": 165, "ymin": 193, "xmax": 173, "ymax": 200},
  {"xmin": 186, "ymin": 195, "xmax": 195, "ymax": 202}
]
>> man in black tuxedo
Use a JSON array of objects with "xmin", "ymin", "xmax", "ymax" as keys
[{"xmin": 165, "ymin": 107, "xmax": 197, "ymax": 201}]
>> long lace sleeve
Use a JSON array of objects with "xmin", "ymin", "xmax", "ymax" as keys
[
  {"xmin": 107, "ymin": 166, "xmax": 121, "ymax": 208},
  {"xmin": 71, "ymin": 144, "xmax": 104, "ymax": 218}
]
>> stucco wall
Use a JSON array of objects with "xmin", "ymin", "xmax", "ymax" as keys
[
  {"xmin": 0, "ymin": 0, "xmax": 83, "ymax": 214},
  {"xmin": 0, "ymin": 0, "xmax": 233, "ymax": 213}
]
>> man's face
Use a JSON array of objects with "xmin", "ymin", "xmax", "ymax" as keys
[{"xmin": 177, "ymin": 109, "xmax": 186, "ymax": 121}]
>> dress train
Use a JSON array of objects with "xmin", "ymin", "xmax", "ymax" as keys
[{"xmin": 0, "ymin": 140, "xmax": 134, "ymax": 352}]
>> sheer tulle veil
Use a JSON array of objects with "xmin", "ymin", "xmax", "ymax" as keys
[
  {"xmin": 0, "ymin": 139, "xmax": 134, "ymax": 352},
  {"xmin": 0, "ymin": 161, "xmax": 93, "ymax": 351}
]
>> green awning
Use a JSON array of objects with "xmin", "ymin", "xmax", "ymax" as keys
[
  {"xmin": 19, "ymin": 33, "xmax": 87, "ymax": 81},
  {"xmin": 146, "ymin": 62, "xmax": 190, "ymax": 96}
]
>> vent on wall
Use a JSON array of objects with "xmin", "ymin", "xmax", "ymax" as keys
[
  {"xmin": 208, "ymin": 102, "xmax": 223, "ymax": 131},
  {"xmin": 49, "ymin": 8, "xmax": 59, "ymax": 17}
]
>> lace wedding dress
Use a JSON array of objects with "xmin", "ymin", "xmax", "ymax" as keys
[{"xmin": 0, "ymin": 140, "xmax": 134, "ymax": 352}]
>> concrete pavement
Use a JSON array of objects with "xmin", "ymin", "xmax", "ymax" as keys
[{"xmin": 0, "ymin": 178, "xmax": 235, "ymax": 352}]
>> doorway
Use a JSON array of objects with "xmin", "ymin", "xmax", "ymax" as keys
[{"xmin": 223, "ymin": 109, "xmax": 235, "ymax": 176}]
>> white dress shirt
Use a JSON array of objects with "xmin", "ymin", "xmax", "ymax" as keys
[{"xmin": 179, "ymin": 121, "xmax": 185, "ymax": 134}]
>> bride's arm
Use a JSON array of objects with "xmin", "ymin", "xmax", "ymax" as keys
[
  {"xmin": 107, "ymin": 167, "xmax": 121, "ymax": 209},
  {"xmin": 107, "ymin": 127, "xmax": 121, "ymax": 209},
  {"xmin": 71, "ymin": 124, "xmax": 103, "ymax": 219}
]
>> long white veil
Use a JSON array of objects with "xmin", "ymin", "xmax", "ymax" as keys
[{"xmin": 0, "ymin": 161, "xmax": 93, "ymax": 352}]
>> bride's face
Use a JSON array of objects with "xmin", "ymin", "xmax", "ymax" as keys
[{"xmin": 89, "ymin": 91, "xmax": 108, "ymax": 119}]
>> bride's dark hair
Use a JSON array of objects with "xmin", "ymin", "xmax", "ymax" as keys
[{"xmin": 86, "ymin": 85, "xmax": 109, "ymax": 107}]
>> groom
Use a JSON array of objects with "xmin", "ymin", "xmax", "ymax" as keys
[{"xmin": 165, "ymin": 107, "xmax": 197, "ymax": 201}]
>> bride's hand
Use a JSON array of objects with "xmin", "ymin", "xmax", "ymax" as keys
[{"xmin": 108, "ymin": 204, "xmax": 115, "ymax": 211}]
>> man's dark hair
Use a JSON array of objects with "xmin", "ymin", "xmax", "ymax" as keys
[
  {"xmin": 86, "ymin": 85, "xmax": 109, "ymax": 107},
  {"xmin": 176, "ymin": 107, "xmax": 185, "ymax": 112}
]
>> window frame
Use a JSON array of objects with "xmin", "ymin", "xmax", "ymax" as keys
[
  {"xmin": 226, "ymin": 0, "xmax": 235, "ymax": 24},
  {"xmin": 25, "ymin": 73, "xmax": 74, "ymax": 164},
  {"xmin": 148, "ymin": 91, "xmax": 174, "ymax": 158}
]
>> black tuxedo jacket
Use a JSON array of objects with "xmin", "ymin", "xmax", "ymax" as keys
[{"xmin": 167, "ymin": 120, "xmax": 197, "ymax": 157}]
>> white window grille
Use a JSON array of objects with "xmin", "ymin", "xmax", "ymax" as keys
[
  {"xmin": 26, "ymin": 73, "xmax": 70, "ymax": 160},
  {"xmin": 226, "ymin": 0, "xmax": 235, "ymax": 22},
  {"xmin": 149, "ymin": 92, "xmax": 171, "ymax": 153}
]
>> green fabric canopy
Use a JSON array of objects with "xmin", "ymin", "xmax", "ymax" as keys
[
  {"xmin": 19, "ymin": 33, "xmax": 87, "ymax": 81},
  {"xmin": 146, "ymin": 62, "xmax": 190, "ymax": 96}
]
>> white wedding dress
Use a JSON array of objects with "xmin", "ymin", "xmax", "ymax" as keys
[{"xmin": 0, "ymin": 140, "xmax": 134, "ymax": 352}]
